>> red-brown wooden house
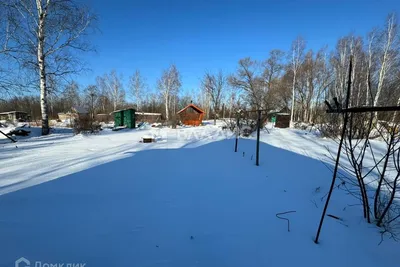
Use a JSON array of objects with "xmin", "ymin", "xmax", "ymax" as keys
[{"xmin": 177, "ymin": 103, "xmax": 205, "ymax": 126}]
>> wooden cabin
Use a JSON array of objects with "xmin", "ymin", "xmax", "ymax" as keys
[{"xmin": 177, "ymin": 104, "xmax": 205, "ymax": 126}]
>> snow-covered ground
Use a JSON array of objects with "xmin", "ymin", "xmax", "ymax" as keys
[{"xmin": 0, "ymin": 121, "xmax": 398, "ymax": 267}]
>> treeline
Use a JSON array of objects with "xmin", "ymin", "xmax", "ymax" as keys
[{"xmin": 1, "ymin": 6, "xmax": 399, "ymax": 129}]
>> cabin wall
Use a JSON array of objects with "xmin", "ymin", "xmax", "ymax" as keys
[
  {"xmin": 275, "ymin": 114, "xmax": 290, "ymax": 128},
  {"xmin": 179, "ymin": 109, "xmax": 203, "ymax": 126},
  {"xmin": 0, "ymin": 112, "xmax": 28, "ymax": 122}
]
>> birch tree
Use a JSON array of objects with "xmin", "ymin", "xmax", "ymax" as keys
[
  {"xmin": 157, "ymin": 64, "xmax": 181, "ymax": 121},
  {"xmin": 296, "ymin": 48, "xmax": 331, "ymax": 122},
  {"xmin": 289, "ymin": 37, "xmax": 306, "ymax": 127},
  {"xmin": 96, "ymin": 70, "xmax": 125, "ymax": 111},
  {"xmin": 3, "ymin": 0, "xmax": 96, "ymax": 135},
  {"xmin": 366, "ymin": 30, "xmax": 377, "ymax": 106},
  {"xmin": 202, "ymin": 70, "xmax": 226, "ymax": 125},
  {"xmin": 373, "ymin": 13, "xmax": 399, "ymax": 112},
  {"xmin": 129, "ymin": 70, "xmax": 146, "ymax": 111}
]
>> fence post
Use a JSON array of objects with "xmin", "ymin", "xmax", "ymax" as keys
[
  {"xmin": 256, "ymin": 110, "xmax": 261, "ymax": 166},
  {"xmin": 314, "ymin": 56, "xmax": 353, "ymax": 243},
  {"xmin": 234, "ymin": 116, "xmax": 239, "ymax": 152},
  {"xmin": 0, "ymin": 130, "xmax": 17, "ymax": 143}
]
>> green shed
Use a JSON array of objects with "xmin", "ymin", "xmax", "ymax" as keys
[{"xmin": 113, "ymin": 108, "xmax": 136, "ymax": 129}]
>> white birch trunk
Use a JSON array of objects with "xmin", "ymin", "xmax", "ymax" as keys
[
  {"xmin": 392, "ymin": 96, "xmax": 400, "ymax": 123},
  {"xmin": 165, "ymin": 92, "xmax": 169, "ymax": 121},
  {"xmin": 290, "ymin": 71, "xmax": 296, "ymax": 127},
  {"xmin": 37, "ymin": 0, "xmax": 50, "ymax": 135},
  {"xmin": 366, "ymin": 32, "xmax": 375, "ymax": 106},
  {"xmin": 374, "ymin": 15, "xmax": 396, "ymax": 113}
]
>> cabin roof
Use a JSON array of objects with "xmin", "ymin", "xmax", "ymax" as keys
[{"xmin": 177, "ymin": 103, "xmax": 205, "ymax": 114}]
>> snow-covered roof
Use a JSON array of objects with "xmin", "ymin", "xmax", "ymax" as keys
[
  {"xmin": 72, "ymin": 106, "xmax": 88, "ymax": 114},
  {"xmin": 110, "ymin": 109, "xmax": 162, "ymax": 116},
  {"xmin": 136, "ymin": 112, "xmax": 162, "ymax": 116},
  {"xmin": 109, "ymin": 108, "xmax": 135, "ymax": 115},
  {"xmin": 0, "ymin": 111, "xmax": 28, "ymax": 115}
]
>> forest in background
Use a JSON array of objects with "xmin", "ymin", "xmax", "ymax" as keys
[{"xmin": 0, "ymin": 1, "xmax": 399, "ymax": 129}]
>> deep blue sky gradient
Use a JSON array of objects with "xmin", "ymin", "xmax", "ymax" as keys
[{"xmin": 78, "ymin": 0, "xmax": 400, "ymax": 97}]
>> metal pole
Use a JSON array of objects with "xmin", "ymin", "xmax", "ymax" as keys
[
  {"xmin": 327, "ymin": 105, "xmax": 400, "ymax": 114},
  {"xmin": 256, "ymin": 110, "xmax": 261, "ymax": 166},
  {"xmin": 0, "ymin": 130, "xmax": 17, "ymax": 143},
  {"xmin": 315, "ymin": 56, "xmax": 353, "ymax": 243},
  {"xmin": 234, "ymin": 116, "xmax": 239, "ymax": 152}
]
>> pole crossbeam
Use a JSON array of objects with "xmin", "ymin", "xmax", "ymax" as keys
[{"xmin": 326, "ymin": 106, "xmax": 400, "ymax": 114}]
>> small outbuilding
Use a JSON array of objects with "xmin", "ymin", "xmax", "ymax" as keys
[
  {"xmin": 58, "ymin": 106, "xmax": 89, "ymax": 125},
  {"xmin": 268, "ymin": 108, "xmax": 291, "ymax": 128},
  {"xmin": 112, "ymin": 108, "xmax": 136, "ymax": 129},
  {"xmin": 177, "ymin": 103, "xmax": 205, "ymax": 126},
  {"xmin": 0, "ymin": 111, "xmax": 29, "ymax": 122}
]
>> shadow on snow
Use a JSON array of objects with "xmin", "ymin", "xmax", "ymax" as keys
[{"xmin": 0, "ymin": 139, "xmax": 397, "ymax": 267}]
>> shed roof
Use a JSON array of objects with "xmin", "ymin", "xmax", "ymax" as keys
[
  {"xmin": 136, "ymin": 112, "xmax": 162, "ymax": 116},
  {"xmin": 177, "ymin": 103, "xmax": 205, "ymax": 114},
  {"xmin": 109, "ymin": 108, "xmax": 135, "ymax": 115},
  {"xmin": 72, "ymin": 106, "xmax": 88, "ymax": 114},
  {"xmin": 0, "ymin": 111, "xmax": 28, "ymax": 115}
]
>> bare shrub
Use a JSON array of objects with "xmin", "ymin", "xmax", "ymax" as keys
[
  {"xmin": 73, "ymin": 115, "xmax": 100, "ymax": 134},
  {"xmin": 331, "ymin": 111, "xmax": 400, "ymax": 236}
]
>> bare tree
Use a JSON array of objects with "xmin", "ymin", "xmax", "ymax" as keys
[
  {"xmin": 129, "ymin": 70, "xmax": 146, "ymax": 111},
  {"xmin": 0, "ymin": 5, "xmax": 26, "ymax": 101},
  {"xmin": 202, "ymin": 70, "xmax": 226, "ymax": 125},
  {"xmin": 61, "ymin": 81, "xmax": 81, "ymax": 111},
  {"xmin": 332, "ymin": 111, "xmax": 400, "ymax": 234},
  {"xmin": 157, "ymin": 64, "xmax": 181, "ymax": 121},
  {"xmin": 289, "ymin": 36, "xmax": 306, "ymax": 127},
  {"xmin": 263, "ymin": 50, "xmax": 285, "ymax": 92},
  {"xmin": 3, "ymin": 0, "xmax": 96, "ymax": 135},
  {"xmin": 295, "ymin": 48, "xmax": 332, "ymax": 122},
  {"xmin": 262, "ymin": 50, "xmax": 285, "ymax": 110},
  {"xmin": 83, "ymin": 85, "xmax": 98, "ymax": 120},
  {"xmin": 229, "ymin": 58, "xmax": 265, "ymax": 110},
  {"xmin": 96, "ymin": 70, "xmax": 125, "ymax": 111}
]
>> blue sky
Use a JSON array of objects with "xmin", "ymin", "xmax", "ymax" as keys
[{"xmin": 79, "ymin": 0, "xmax": 400, "ymax": 97}]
